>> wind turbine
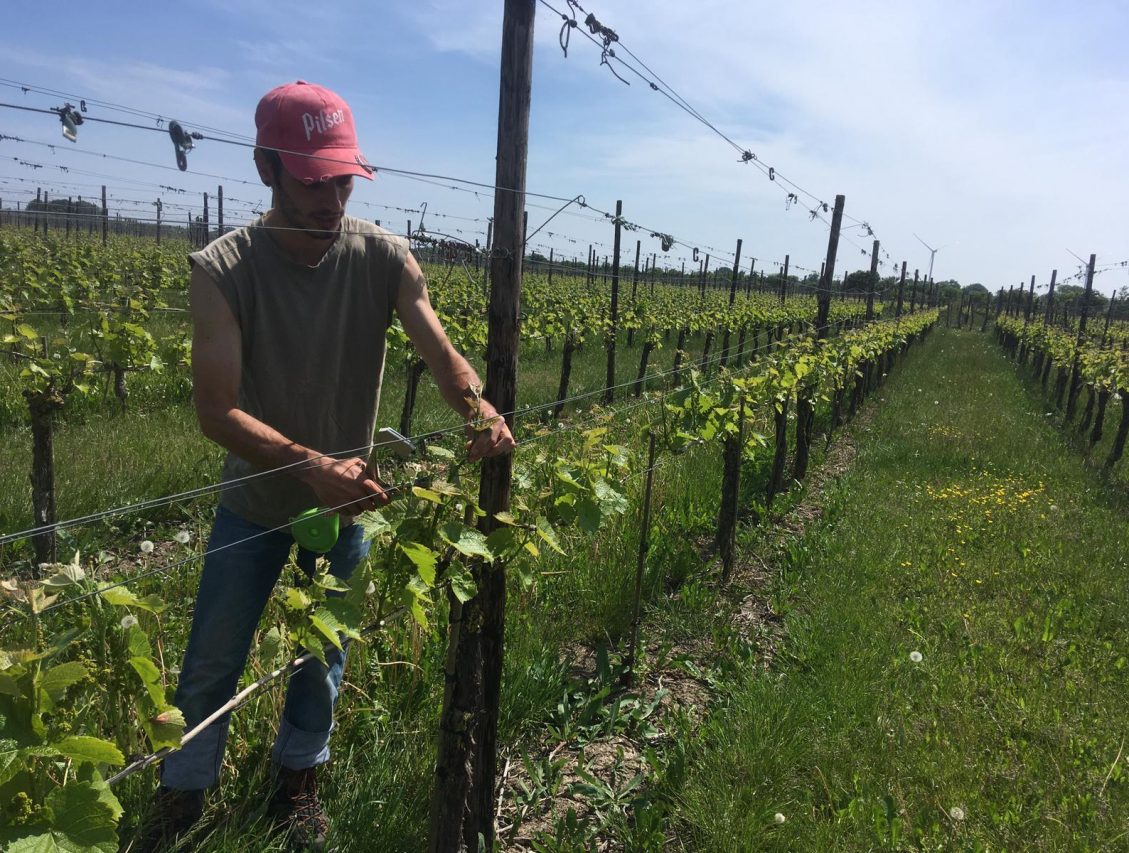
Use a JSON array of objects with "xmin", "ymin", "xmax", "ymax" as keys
[{"xmin": 913, "ymin": 233, "xmax": 943, "ymax": 282}]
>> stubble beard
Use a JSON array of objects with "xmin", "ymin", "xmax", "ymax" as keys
[{"xmin": 272, "ymin": 183, "xmax": 341, "ymax": 242}]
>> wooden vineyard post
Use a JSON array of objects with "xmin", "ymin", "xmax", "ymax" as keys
[
  {"xmin": 671, "ymin": 326, "xmax": 688, "ymax": 387},
  {"xmin": 429, "ymin": 1, "xmax": 533, "ymax": 849},
  {"xmin": 1105, "ymin": 390, "xmax": 1129, "ymax": 471},
  {"xmin": 28, "ymin": 392, "xmax": 60, "ymax": 570},
  {"xmin": 910, "ymin": 269, "xmax": 919, "ymax": 313},
  {"xmin": 398, "ymin": 357, "xmax": 428, "ymax": 436},
  {"xmin": 1044, "ymin": 270, "xmax": 1057, "ymax": 326},
  {"xmin": 1065, "ymin": 254, "xmax": 1095, "ymax": 422},
  {"xmin": 217, "ymin": 185, "xmax": 224, "ymax": 236},
  {"xmin": 101, "ymin": 185, "xmax": 108, "ymax": 246},
  {"xmin": 627, "ymin": 239, "xmax": 640, "ymax": 347},
  {"xmin": 779, "ymin": 255, "xmax": 789, "ymax": 305},
  {"xmin": 604, "ymin": 200, "xmax": 623, "ymax": 404},
  {"xmin": 624, "ymin": 432, "xmax": 658, "ymax": 687},
  {"xmin": 554, "ymin": 322, "xmax": 576, "ymax": 419},
  {"xmin": 547, "ymin": 247, "xmax": 553, "ymax": 285},
  {"xmin": 767, "ymin": 396, "xmax": 790, "ymax": 507},
  {"xmin": 155, "ymin": 199, "xmax": 162, "ymax": 245},
  {"xmin": 720, "ymin": 238, "xmax": 743, "ymax": 368},
  {"xmin": 793, "ymin": 194, "xmax": 843, "ymax": 483},
  {"xmin": 203, "ymin": 192, "xmax": 209, "ymax": 244},
  {"xmin": 815, "ymin": 195, "xmax": 844, "ymax": 341},
  {"xmin": 718, "ymin": 395, "xmax": 747, "ymax": 583},
  {"xmin": 895, "ymin": 262, "xmax": 907, "ymax": 320},
  {"xmin": 484, "ymin": 220, "xmax": 494, "ymax": 297},
  {"xmin": 866, "ymin": 240, "xmax": 879, "ymax": 322}
]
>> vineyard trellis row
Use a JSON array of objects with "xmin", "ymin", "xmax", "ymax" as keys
[
  {"xmin": 994, "ymin": 255, "xmax": 1129, "ymax": 472},
  {"xmin": 0, "ymin": 214, "xmax": 938, "ymax": 849}
]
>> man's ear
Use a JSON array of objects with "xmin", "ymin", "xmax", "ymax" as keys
[{"xmin": 252, "ymin": 149, "xmax": 273, "ymax": 188}]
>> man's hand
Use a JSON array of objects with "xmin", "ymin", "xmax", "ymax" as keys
[
  {"xmin": 298, "ymin": 456, "xmax": 388, "ymax": 516},
  {"xmin": 465, "ymin": 404, "xmax": 516, "ymax": 462}
]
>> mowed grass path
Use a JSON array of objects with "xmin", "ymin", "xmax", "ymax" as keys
[{"xmin": 674, "ymin": 328, "xmax": 1129, "ymax": 850}]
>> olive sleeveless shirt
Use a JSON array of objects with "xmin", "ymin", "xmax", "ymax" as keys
[{"xmin": 189, "ymin": 215, "xmax": 410, "ymax": 529}]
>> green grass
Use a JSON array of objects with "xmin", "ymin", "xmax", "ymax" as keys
[{"xmin": 671, "ymin": 327, "xmax": 1129, "ymax": 850}]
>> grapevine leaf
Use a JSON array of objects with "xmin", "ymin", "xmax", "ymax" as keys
[
  {"xmin": 10, "ymin": 780, "xmax": 121, "ymax": 852},
  {"xmin": 399, "ymin": 541, "xmax": 438, "ymax": 586},
  {"xmin": 39, "ymin": 662, "xmax": 87, "ymax": 701},
  {"xmin": 358, "ymin": 510, "xmax": 392, "ymax": 540},
  {"xmin": 41, "ymin": 556, "xmax": 85, "ymax": 588},
  {"xmin": 285, "ymin": 587, "xmax": 312, "ymax": 611},
  {"xmin": 143, "ymin": 706, "xmax": 185, "ymax": 752},
  {"xmin": 448, "ymin": 568, "xmax": 477, "ymax": 604},
  {"xmin": 260, "ymin": 626, "xmax": 284, "ymax": 663},
  {"xmin": 322, "ymin": 598, "xmax": 363, "ymax": 639},
  {"xmin": 439, "ymin": 523, "xmax": 493, "ymax": 561},
  {"xmin": 128, "ymin": 656, "xmax": 160, "ymax": 686},
  {"xmin": 426, "ymin": 479, "xmax": 463, "ymax": 497},
  {"xmin": 493, "ymin": 511, "xmax": 518, "ymax": 526},
  {"xmin": 0, "ymin": 739, "xmax": 20, "ymax": 787},
  {"xmin": 292, "ymin": 625, "xmax": 328, "ymax": 667},
  {"xmin": 485, "ymin": 527, "xmax": 517, "ymax": 556},
  {"xmin": 576, "ymin": 498, "xmax": 603, "ymax": 534},
  {"xmin": 99, "ymin": 585, "xmax": 164, "ymax": 614},
  {"xmin": 52, "ymin": 736, "xmax": 124, "ymax": 767},
  {"xmin": 126, "ymin": 627, "xmax": 152, "ymax": 659},
  {"xmin": 593, "ymin": 479, "xmax": 629, "ymax": 515},
  {"xmin": 313, "ymin": 573, "xmax": 350, "ymax": 593},
  {"xmin": 523, "ymin": 541, "xmax": 540, "ymax": 558},
  {"xmin": 409, "ymin": 597, "xmax": 429, "ymax": 630},
  {"xmin": 535, "ymin": 518, "xmax": 565, "ymax": 555},
  {"xmin": 309, "ymin": 607, "xmax": 345, "ymax": 650},
  {"xmin": 412, "ymin": 486, "xmax": 444, "ymax": 504}
]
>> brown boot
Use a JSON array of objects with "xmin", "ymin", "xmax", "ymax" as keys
[
  {"xmin": 127, "ymin": 786, "xmax": 204, "ymax": 852},
  {"xmin": 268, "ymin": 765, "xmax": 330, "ymax": 851}
]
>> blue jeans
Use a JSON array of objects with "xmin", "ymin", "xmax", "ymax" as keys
[{"xmin": 161, "ymin": 505, "xmax": 371, "ymax": 791}]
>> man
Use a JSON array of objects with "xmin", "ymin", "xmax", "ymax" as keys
[{"xmin": 136, "ymin": 81, "xmax": 514, "ymax": 851}]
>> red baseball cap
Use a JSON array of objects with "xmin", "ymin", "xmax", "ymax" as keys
[{"xmin": 255, "ymin": 81, "xmax": 373, "ymax": 184}]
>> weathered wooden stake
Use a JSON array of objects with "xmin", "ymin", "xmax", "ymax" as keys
[
  {"xmin": 1065, "ymin": 254, "xmax": 1095, "ymax": 422},
  {"xmin": 429, "ymin": 2, "xmax": 533, "ymax": 848},
  {"xmin": 815, "ymin": 195, "xmax": 845, "ymax": 340},
  {"xmin": 604, "ymin": 200, "xmax": 623, "ymax": 404},
  {"xmin": 866, "ymin": 239, "xmax": 879, "ymax": 322},
  {"xmin": 720, "ymin": 238, "xmax": 743, "ymax": 367},
  {"xmin": 624, "ymin": 432, "xmax": 657, "ymax": 687}
]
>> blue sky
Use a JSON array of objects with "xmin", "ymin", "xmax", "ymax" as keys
[{"xmin": 2, "ymin": 1, "xmax": 1127, "ymax": 295}]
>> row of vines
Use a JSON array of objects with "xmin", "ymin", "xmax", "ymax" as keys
[{"xmin": 0, "ymin": 228, "xmax": 935, "ymax": 850}]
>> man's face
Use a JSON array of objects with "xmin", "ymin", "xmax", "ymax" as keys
[{"xmin": 271, "ymin": 166, "xmax": 355, "ymax": 241}]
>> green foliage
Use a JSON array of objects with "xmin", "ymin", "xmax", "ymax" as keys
[{"xmin": 0, "ymin": 556, "xmax": 181, "ymax": 851}]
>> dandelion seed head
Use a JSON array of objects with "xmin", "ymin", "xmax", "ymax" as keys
[
  {"xmin": 120, "ymin": 615, "xmax": 139, "ymax": 629},
  {"xmin": 949, "ymin": 806, "xmax": 966, "ymax": 821},
  {"xmin": 139, "ymin": 540, "xmax": 155, "ymax": 554},
  {"xmin": 174, "ymin": 530, "xmax": 192, "ymax": 545},
  {"xmin": 909, "ymin": 650, "xmax": 923, "ymax": 663},
  {"xmin": 774, "ymin": 813, "xmax": 786, "ymax": 824}
]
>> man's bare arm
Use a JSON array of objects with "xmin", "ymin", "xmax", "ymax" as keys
[
  {"xmin": 190, "ymin": 264, "xmax": 385, "ymax": 512},
  {"xmin": 395, "ymin": 252, "xmax": 515, "ymax": 460}
]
